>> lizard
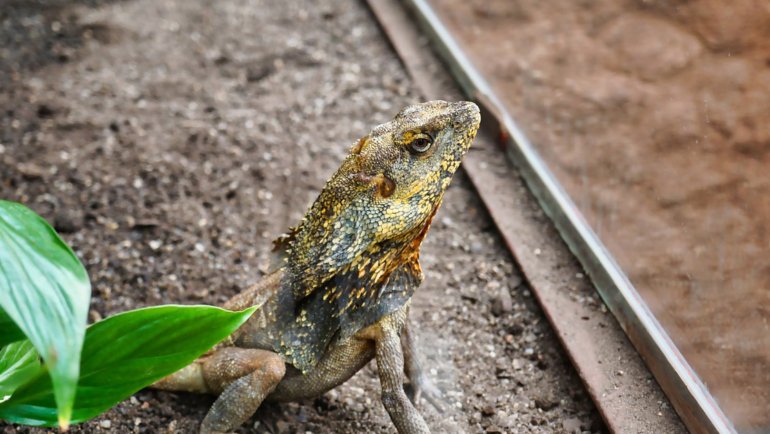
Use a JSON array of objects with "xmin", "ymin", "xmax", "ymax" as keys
[{"xmin": 153, "ymin": 100, "xmax": 480, "ymax": 433}]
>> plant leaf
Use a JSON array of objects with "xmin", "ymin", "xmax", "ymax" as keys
[
  {"xmin": 0, "ymin": 200, "xmax": 91, "ymax": 427},
  {"xmin": 0, "ymin": 309, "xmax": 26, "ymax": 347},
  {"xmin": 0, "ymin": 304, "xmax": 256, "ymax": 426},
  {"xmin": 0, "ymin": 341, "xmax": 44, "ymax": 402}
]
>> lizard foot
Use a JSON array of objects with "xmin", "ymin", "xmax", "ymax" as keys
[{"xmin": 406, "ymin": 374, "xmax": 445, "ymax": 413}]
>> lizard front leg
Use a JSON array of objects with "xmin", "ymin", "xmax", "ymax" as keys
[
  {"xmin": 199, "ymin": 348, "xmax": 286, "ymax": 434},
  {"xmin": 156, "ymin": 347, "xmax": 286, "ymax": 434},
  {"xmin": 401, "ymin": 320, "xmax": 444, "ymax": 411},
  {"xmin": 375, "ymin": 315, "xmax": 431, "ymax": 434}
]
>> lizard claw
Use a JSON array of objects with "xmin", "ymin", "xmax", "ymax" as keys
[{"xmin": 408, "ymin": 374, "xmax": 445, "ymax": 413}]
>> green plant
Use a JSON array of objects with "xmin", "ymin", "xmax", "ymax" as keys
[{"xmin": 0, "ymin": 200, "xmax": 255, "ymax": 428}]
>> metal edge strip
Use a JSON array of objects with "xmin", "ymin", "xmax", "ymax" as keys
[{"xmin": 401, "ymin": 0, "xmax": 736, "ymax": 432}]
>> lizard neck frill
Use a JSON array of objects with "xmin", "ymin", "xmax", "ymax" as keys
[
  {"xmin": 279, "ymin": 155, "xmax": 376, "ymax": 297},
  {"xmin": 272, "ymin": 201, "xmax": 441, "ymax": 373}
]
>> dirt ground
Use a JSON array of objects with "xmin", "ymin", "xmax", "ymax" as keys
[
  {"xmin": 430, "ymin": 0, "xmax": 770, "ymax": 431},
  {"xmin": 0, "ymin": 0, "xmax": 603, "ymax": 433}
]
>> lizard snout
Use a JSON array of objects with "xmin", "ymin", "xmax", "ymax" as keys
[{"xmin": 452, "ymin": 101, "xmax": 481, "ymax": 130}]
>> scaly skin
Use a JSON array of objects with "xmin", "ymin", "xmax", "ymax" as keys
[{"xmin": 153, "ymin": 100, "xmax": 480, "ymax": 433}]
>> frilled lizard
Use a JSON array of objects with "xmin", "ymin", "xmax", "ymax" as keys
[{"xmin": 154, "ymin": 100, "xmax": 480, "ymax": 433}]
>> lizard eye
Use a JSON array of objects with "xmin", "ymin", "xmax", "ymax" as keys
[{"xmin": 408, "ymin": 134, "xmax": 433, "ymax": 154}]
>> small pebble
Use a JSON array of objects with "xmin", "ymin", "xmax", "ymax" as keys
[
  {"xmin": 563, "ymin": 417, "xmax": 583, "ymax": 433},
  {"xmin": 490, "ymin": 289, "xmax": 513, "ymax": 316},
  {"xmin": 53, "ymin": 209, "xmax": 84, "ymax": 234},
  {"xmin": 481, "ymin": 405, "xmax": 495, "ymax": 416},
  {"xmin": 534, "ymin": 394, "xmax": 559, "ymax": 411},
  {"xmin": 275, "ymin": 420, "xmax": 290, "ymax": 434},
  {"xmin": 17, "ymin": 162, "xmax": 45, "ymax": 179},
  {"xmin": 88, "ymin": 309, "xmax": 103, "ymax": 323}
]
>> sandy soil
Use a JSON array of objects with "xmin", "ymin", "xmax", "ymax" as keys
[
  {"xmin": 0, "ymin": 0, "xmax": 602, "ymax": 433},
  {"xmin": 430, "ymin": 0, "xmax": 770, "ymax": 431}
]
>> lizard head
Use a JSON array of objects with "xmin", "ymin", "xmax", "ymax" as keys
[
  {"xmin": 283, "ymin": 100, "xmax": 480, "ymax": 292},
  {"xmin": 350, "ymin": 100, "xmax": 480, "ymax": 217}
]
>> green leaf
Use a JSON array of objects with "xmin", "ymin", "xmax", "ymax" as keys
[
  {"xmin": 0, "ymin": 200, "xmax": 91, "ymax": 427},
  {"xmin": 0, "ymin": 309, "xmax": 26, "ymax": 347},
  {"xmin": 0, "ymin": 341, "xmax": 44, "ymax": 402},
  {"xmin": 0, "ymin": 305, "xmax": 256, "ymax": 426}
]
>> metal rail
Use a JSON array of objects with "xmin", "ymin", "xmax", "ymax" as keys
[{"xmin": 400, "ymin": 0, "xmax": 736, "ymax": 433}]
